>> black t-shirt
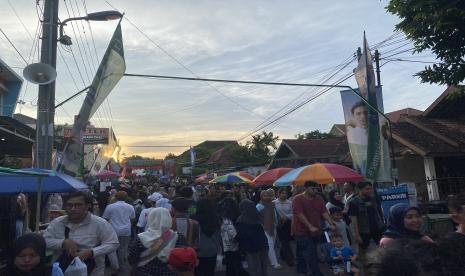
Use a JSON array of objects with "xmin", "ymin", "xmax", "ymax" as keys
[
  {"xmin": 348, "ymin": 197, "xmax": 379, "ymax": 232},
  {"xmin": 439, "ymin": 231, "xmax": 465, "ymax": 275}
]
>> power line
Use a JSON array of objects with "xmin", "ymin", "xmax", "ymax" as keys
[
  {"xmin": 382, "ymin": 47, "xmax": 416, "ymax": 59},
  {"xmin": 104, "ymin": 0, "xmax": 271, "ymax": 120},
  {"xmin": 382, "ymin": 58, "xmax": 437, "ymax": 64},
  {"xmin": 63, "ymin": 0, "xmax": 92, "ymax": 81},
  {"xmin": 0, "ymin": 28, "xmax": 28, "ymax": 64}
]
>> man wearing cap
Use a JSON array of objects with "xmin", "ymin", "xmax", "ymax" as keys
[
  {"xmin": 292, "ymin": 181, "xmax": 336, "ymax": 276},
  {"xmin": 102, "ymin": 191, "xmax": 135, "ymax": 276}
]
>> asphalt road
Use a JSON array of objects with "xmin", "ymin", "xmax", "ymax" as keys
[{"xmin": 216, "ymin": 262, "xmax": 333, "ymax": 276}]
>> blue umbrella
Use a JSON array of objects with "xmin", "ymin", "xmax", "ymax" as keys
[
  {"xmin": 0, "ymin": 167, "xmax": 89, "ymax": 231},
  {"xmin": 0, "ymin": 167, "xmax": 88, "ymax": 194}
]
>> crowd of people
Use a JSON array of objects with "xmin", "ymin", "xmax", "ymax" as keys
[{"xmin": 2, "ymin": 177, "xmax": 465, "ymax": 276}]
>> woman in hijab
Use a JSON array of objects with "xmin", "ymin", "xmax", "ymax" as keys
[
  {"xmin": 156, "ymin": 198, "xmax": 172, "ymax": 210},
  {"xmin": 191, "ymin": 198, "xmax": 221, "ymax": 276},
  {"xmin": 128, "ymin": 207, "xmax": 187, "ymax": 276},
  {"xmin": 4, "ymin": 233, "xmax": 51, "ymax": 276},
  {"xmin": 379, "ymin": 203, "xmax": 433, "ymax": 247},
  {"xmin": 326, "ymin": 190, "xmax": 345, "ymax": 211},
  {"xmin": 235, "ymin": 199, "xmax": 269, "ymax": 276}
]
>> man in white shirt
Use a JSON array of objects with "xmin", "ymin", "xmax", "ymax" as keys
[
  {"xmin": 44, "ymin": 191, "xmax": 119, "ymax": 276},
  {"xmin": 136, "ymin": 198, "xmax": 156, "ymax": 232},
  {"xmin": 102, "ymin": 191, "xmax": 135, "ymax": 276}
]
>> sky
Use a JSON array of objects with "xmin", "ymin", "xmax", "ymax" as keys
[{"xmin": 0, "ymin": 0, "xmax": 444, "ymax": 159}]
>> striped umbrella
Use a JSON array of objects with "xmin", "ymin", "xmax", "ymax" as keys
[
  {"xmin": 274, "ymin": 163, "xmax": 364, "ymax": 186},
  {"xmin": 252, "ymin": 168, "xmax": 293, "ymax": 187},
  {"xmin": 209, "ymin": 172, "xmax": 252, "ymax": 184}
]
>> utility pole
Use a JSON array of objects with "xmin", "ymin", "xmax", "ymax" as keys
[
  {"xmin": 374, "ymin": 50, "xmax": 381, "ymax": 87},
  {"xmin": 36, "ymin": 0, "xmax": 59, "ymax": 169}
]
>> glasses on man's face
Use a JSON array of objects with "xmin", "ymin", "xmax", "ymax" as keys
[{"xmin": 65, "ymin": 202, "xmax": 86, "ymax": 209}]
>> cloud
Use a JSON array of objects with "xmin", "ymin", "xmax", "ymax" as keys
[{"xmin": 1, "ymin": 0, "xmax": 446, "ymax": 158}]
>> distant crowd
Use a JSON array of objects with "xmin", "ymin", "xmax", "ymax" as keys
[{"xmin": 3, "ymin": 178, "xmax": 465, "ymax": 276}]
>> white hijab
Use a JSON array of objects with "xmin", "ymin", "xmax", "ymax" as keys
[
  {"xmin": 155, "ymin": 198, "xmax": 172, "ymax": 210},
  {"xmin": 137, "ymin": 208, "xmax": 177, "ymax": 262}
]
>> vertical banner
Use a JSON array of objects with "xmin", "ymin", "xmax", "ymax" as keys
[
  {"xmin": 340, "ymin": 87, "xmax": 391, "ymax": 182},
  {"xmin": 348, "ymin": 34, "xmax": 392, "ymax": 182},
  {"xmin": 58, "ymin": 22, "xmax": 125, "ymax": 175},
  {"xmin": 190, "ymin": 146, "xmax": 196, "ymax": 168}
]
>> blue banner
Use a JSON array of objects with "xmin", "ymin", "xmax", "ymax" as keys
[{"xmin": 377, "ymin": 185, "xmax": 409, "ymax": 221}]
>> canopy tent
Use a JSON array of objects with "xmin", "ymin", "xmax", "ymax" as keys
[
  {"xmin": 0, "ymin": 167, "xmax": 88, "ymax": 231},
  {"xmin": 0, "ymin": 167, "xmax": 88, "ymax": 194}
]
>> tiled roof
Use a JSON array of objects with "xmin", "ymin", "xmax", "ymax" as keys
[
  {"xmin": 391, "ymin": 122, "xmax": 461, "ymax": 155},
  {"xmin": 424, "ymin": 85, "xmax": 465, "ymax": 120},
  {"xmin": 407, "ymin": 116, "xmax": 465, "ymax": 145},
  {"xmin": 386, "ymin": 108, "xmax": 423, "ymax": 122},
  {"xmin": 282, "ymin": 137, "xmax": 348, "ymax": 158}
]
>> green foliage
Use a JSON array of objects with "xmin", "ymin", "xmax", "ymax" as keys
[
  {"xmin": 164, "ymin": 153, "xmax": 177, "ymax": 160},
  {"xmin": 245, "ymin": 131, "xmax": 279, "ymax": 163},
  {"xmin": 295, "ymin": 130, "xmax": 337, "ymax": 140},
  {"xmin": 386, "ymin": 0, "xmax": 465, "ymax": 85}
]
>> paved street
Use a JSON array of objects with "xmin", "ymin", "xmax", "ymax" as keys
[{"xmin": 216, "ymin": 261, "xmax": 333, "ymax": 276}]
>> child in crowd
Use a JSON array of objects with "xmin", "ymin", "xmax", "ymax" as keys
[
  {"xmin": 330, "ymin": 233, "xmax": 360, "ymax": 276},
  {"xmin": 329, "ymin": 207, "xmax": 350, "ymax": 247},
  {"xmin": 168, "ymin": 247, "xmax": 198, "ymax": 276}
]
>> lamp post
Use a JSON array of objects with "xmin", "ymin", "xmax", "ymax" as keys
[{"xmin": 34, "ymin": 0, "xmax": 122, "ymax": 169}]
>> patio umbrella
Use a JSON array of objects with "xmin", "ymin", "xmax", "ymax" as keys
[
  {"xmin": 0, "ymin": 167, "xmax": 89, "ymax": 230},
  {"xmin": 274, "ymin": 163, "xmax": 364, "ymax": 186},
  {"xmin": 195, "ymin": 173, "xmax": 215, "ymax": 183},
  {"xmin": 96, "ymin": 170, "xmax": 120, "ymax": 179},
  {"xmin": 252, "ymin": 168, "xmax": 293, "ymax": 187},
  {"xmin": 209, "ymin": 172, "xmax": 252, "ymax": 184},
  {"xmin": 235, "ymin": 171, "xmax": 255, "ymax": 181}
]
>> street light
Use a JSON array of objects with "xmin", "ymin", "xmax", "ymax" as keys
[
  {"xmin": 30, "ymin": 0, "xmax": 123, "ymax": 170},
  {"xmin": 59, "ymin": 10, "xmax": 123, "ymax": 46}
]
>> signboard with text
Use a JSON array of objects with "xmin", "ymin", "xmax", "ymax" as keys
[
  {"xmin": 377, "ymin": 185, "xmax": 409, "ymax": 222},
  {"xmin": 64, "ymin": 127, "xmax": 109, "ymax": 144}
]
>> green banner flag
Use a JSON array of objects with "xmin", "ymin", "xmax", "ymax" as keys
[
  {"xmin": 353, "ymin": 35, "xmax": 391, "ymax": 182},
  {"xmin": 58, "ymin": 22, "xmax": 125, "ymax": 176}
]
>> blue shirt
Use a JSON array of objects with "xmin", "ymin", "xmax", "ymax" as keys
[{"xmin": 330, "ymin": 246, "xmax": 355, "ymax": 262}]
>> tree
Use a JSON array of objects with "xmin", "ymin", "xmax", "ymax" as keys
[
  {"xmin": 164, "ymin": 153, "xmax": 177, "ymax": 160},
  {"xmin": 295, "ymin": 130, "xmax": 337, "ymax": 140},
  {"xmin": 386, "ymin": 0, "xmax": 465, "ymax": 85},
  {"xmin": 246, "ymin": 131, "xmax": 279, "ymax": 163}
]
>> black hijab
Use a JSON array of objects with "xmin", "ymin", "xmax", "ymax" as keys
[
  {"xmin": 328, "ymin": 190, "xmax": 345, "ymax": 209},
  {"xmin": 237, "ymin": 199, "xmax": 260, "ymax": 224},
  {"xmin": 383, "ymin": 203, "xmax": 423, "ymax": 240},
  {"xmin": 8, "ymin": 233, "xmax": 49, "ymax": 276},
  {"xmin": 192, "ymin": 198, "xmax": 220, "ymax": 237},
  {"xmin": 219, "ymin": 197, "xmax": 240, "ymax": 222}
]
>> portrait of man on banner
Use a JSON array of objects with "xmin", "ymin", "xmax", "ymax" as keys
[
  {"xmin": 341, "ymin": 92, "xmax": 368, "ymax": 175},
  {"xmin": 340, "ymin": 88, "xmax": 392, "ymax": 182}
]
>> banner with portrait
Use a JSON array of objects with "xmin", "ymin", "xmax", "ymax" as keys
[{"xmin": 340, "ymin": 87, "xmax": 392, "ymax": 182}]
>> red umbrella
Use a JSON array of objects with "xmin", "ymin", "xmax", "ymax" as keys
[
  {"xmin": 235, "ymin": 171, "xmax": 255, "ymax": 181},
  {"xmin": 195, "ymin": 173, "xmax": 215, "ymax": 183},
  {"xmin": 252, "ymin": 168, "xmax": 293, "ymax": 187},
  {"xmin": 96, "ymin": 170, "xmax": 120, "ymax": 179}
]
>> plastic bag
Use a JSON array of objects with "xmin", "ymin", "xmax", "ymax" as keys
[
  {"xmin": 64, "ymin": 257, "xmax": 87, "ymax": 276},
  {"xmin": 215, "ymin": 254, "xmax": 225, "ymax": 272},
  {"xmin": 52, "ymin": 262, "xmax": 64, "ymax": 276}
]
